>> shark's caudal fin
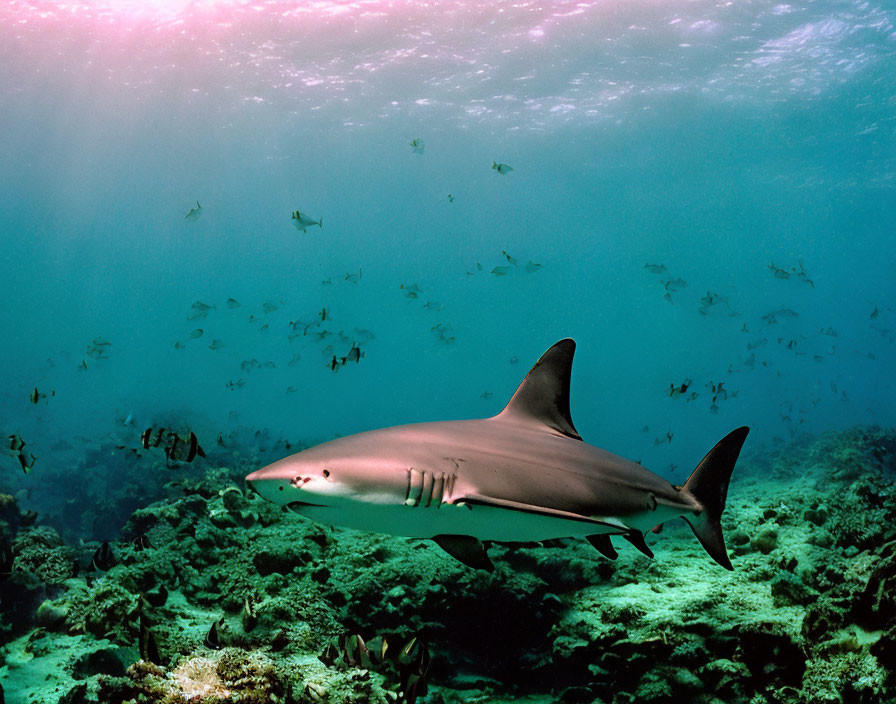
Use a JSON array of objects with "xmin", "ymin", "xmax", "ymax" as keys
[
  {"xmin": 494, "ymin": 338, "xmax": 582, "ymax": 440},
  {"xmin": 681, "ymin": 426, "xmax": 750, "ymax": 570}
]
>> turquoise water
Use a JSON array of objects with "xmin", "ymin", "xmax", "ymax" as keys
[{"xmin": 1, "ymin": 0, "xmax": 894, "ymax": 496}]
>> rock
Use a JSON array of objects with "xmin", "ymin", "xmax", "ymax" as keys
[
  {"xmin": 252, "ymin": 546, "xmax": 309, "ymax": 576},
  {"xmin": 750, "ymin": 526, "xmax": 779, "ymax": 555},
  {"xmin": 70, "ymin": 646, "xmax": 129, "ymax": 679},
  {"xmin": 34, "ymin": 599, "xmax": 68, "ymax": 630},
  {"xmin": 770, "ymin": 571, "xmax": 818, "ymax": 607}
]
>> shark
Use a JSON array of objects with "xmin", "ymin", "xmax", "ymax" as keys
[{"xmin": 246, "ymin": 339, "xmax": 749, "ymax": 572}]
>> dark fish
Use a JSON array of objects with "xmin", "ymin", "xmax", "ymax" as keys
[
  {"xmin": 226, "ymin": 298, "xmax": 241, "ymax": 309},
  {"xmin": 204, "ymin": 619, "xmax": 224, "ymax": 650},
  {"xmin": 0, "ymin": 539, "xmax": 13, "ymax": 582},
  {"xmin": 502, "ymin": 250, "xmax": 517, "ymax": 266},
  {"xmin": 447, "ymin": 194, "xmax": 454, "ymax": 203},
  {"xmin": 491, "ymin": 266, "xmax": 510, "ymax": 276},
  {"xmin": 226, "ymin": 379, "xmax": 245, "ymax": 390},
  {"xmin": 92, "ymin": 541, "xmax": 115, "ymax": 571},
  {"xmin": 345, "ymin": 343, "xmax": 364, "ymax": 364},
  {"xmin": 643, "ymin": 263, "xmax": 667, "ymax": 274},
  {"xmin": 142, "ymin": 585, "xmax": 168, "ymax": 608},
  {"xmin": 141, "ymin": 428, "xmax": 206, "ymax": 466},
  {"xmin": 319, "ymin": 308, "xmax": 330, "ymax": 322},
  {"xmin": 241, "ymin": 598, "xmax": 258, "ymax": 633},
  {"xmin": 262, "ymin": 301, "xmax": 278, "ymax": 314},
  {"xmin": 328, "ymin": 355, "xmax": 342, "ymax": 372},
  {"xmin": 139, "ymin": 612, "xmax": 162, "ymax": 664},
  {"xmin": 7, "ymin": 434, "xmax": 35, "ymax": 474},
  {"xmin": 668, "ymin": 379, "xmax": 691, "ymax": 398},
  {"xmin": 132, "ymin": 534, "xmax": 151, "ymax": 551}
]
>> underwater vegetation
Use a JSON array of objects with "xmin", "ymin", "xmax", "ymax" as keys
[{"xmin": 1, "ymin": 425, "xmax": 895, "ymax": 703}]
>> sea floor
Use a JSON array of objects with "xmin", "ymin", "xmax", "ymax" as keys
[{"xmin": 1, "ymin": 426, "xmax": 895, "ymax": 704}]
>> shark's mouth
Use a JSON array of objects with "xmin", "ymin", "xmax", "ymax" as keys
[{"xmin": 287, "ymin": 500, "xmax": 327, "ymax": 510}]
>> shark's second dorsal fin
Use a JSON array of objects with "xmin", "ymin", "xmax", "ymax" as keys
[{"xmin": 494, "ymin": 338, "xmax": 581, "ymax": 441}]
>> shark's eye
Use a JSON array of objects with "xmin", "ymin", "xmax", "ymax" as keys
[{"xmin": 322, "ymin": 469, "xmax": 330, "ymax": 478}]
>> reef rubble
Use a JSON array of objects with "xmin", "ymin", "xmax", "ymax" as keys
[{"xmin": 0, "ymin": 426, "xmax": 894, "ymax": 704}]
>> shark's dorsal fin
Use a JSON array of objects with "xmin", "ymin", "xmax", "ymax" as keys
[{"xmin": 494, "ymin": 338, "xmax": 581, "ymax": 440}]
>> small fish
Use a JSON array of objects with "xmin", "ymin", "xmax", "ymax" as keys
[
  {"xmin": 525, "ymin": 260, "xmax": 542, "ymax": 273},
  {"xmin": 286, "ymin": 386, "xmax": 297, "ymax": 394},
  {"xmin": 481, "ymin": 391, "xmax": 493, "ymax": 400},
  {"xmin": 208, "ymin": 339, "xmax": 225, "ymax": 350},
  {"xmin": 354, "ymin": 328, "xmax": 376, "ymax": 341},
  {"xmin": 241, "ymin": 598, "xmax": 258, "ymax": 633},
  {"xmin": 132, "ymin": 534, "xmax": 151, "ymax": 551},
  {"xmin": 262, "ymin": 301, "xmax": 278, "ymax": 314},
  {"xmin": 226, "ymin": 379, "xmax": 246, "ymax": 390},
  {"xmin": 319, "ymin": 308, "xmax": 330, "ymax": 322},
  {"xmin": 328, "ymin": 355, "xmax": 342, "ymax": 372},
  {"xmin": 491, "ymin": 266, "xmax": 510, "ymax": 276},
  {"xmin": 226, "ymin": 298, "xmax": 241, "ymax": 309},
  {"xmin": 292, "ymin": 210, "xmax": 323, "ymax": 233},
  {"xmin": 668, "ymin": 379, "xmax": 691, "ymax": 398},
  {"xmin": 447, "ymin": 194, "xmax": 454, "ymax": 203},
  {"xmin": 870, "ymin": 307, "xmax": 879, "ymax": 319},
  {"xmin": 185, "ymin": 201, "xmax": 202, "ymax": 222},
  {"xmin": 241, "ymin": 359, "xmax": 259, "ymax": 371},
  {"xmin": 204, "ymin": 619, "xmax": 224, "ymax": 650},
  {"xmin": 663, "ymin": 278, "xmax": 687, "ymax": 292},
  {"xmin": 423, "ymin": 301, "xmax": 443, "ymax": 311},
  {"xmin": 288, "ymin": 353, "xmax": 302, "ymax": 367},
  {"xmin": 192, "ymin": 301, "xmax": 214, "ymax": 313},
  {"xmin": 502, "ymin": 250, "xmax": 518, "ymax": 266},
  {"xmin": 492, "ymin": 161, "xmax": 514, "ymax": 175},
  {"xmin": 7, "ymin": 434, "xmax": 35, "ymax": 474},
  {"xmin": 79, "ymin": 358, "xmax": 88, "ymax": 371},
  {"xmin": 345, "ymin": 343, "xmax": 364, "ymax": 364},
  {"xmin": 321, "ymin": 277, "xmax": 333, "ymax": 285},
  {"xmin": 139, "ymin": 613, "xmax": 162, "ymax": 665},
  {"xmin": 643, "ymin": 263, "xmax": 667, "ymax": 274},
  {"xmin": 189, "ymin": 329, "xmax": 204, "ymax": 339},
  {"xmin": 768, "ymin": 262, "xmax": 790, "ymax": 279},
  {"xmin": 29, "ymin": 388, "xmax": 54, "ymax": 404},
  {"xmin": 173, "ymin": 341, "xmax": 186, "ymax": 349},
  {"xmin": 410, "ymin": 138, "xmax": 425, "ymax": 154},
  {"xmin": 92, "ymin": 541, "xmax": 115, "ymax": 571},
  {"xmin": 344, "ymin": 269, "xmax": 362, "ymax": 284}
]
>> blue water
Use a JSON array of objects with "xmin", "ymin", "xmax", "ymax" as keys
[{"xmin": 0, "ymin": 0, "xmax": 894, "ymax": 507}]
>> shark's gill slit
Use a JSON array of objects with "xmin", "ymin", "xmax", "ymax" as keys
[
  {"xmin": 432, "ymin": 473, "xmax": 445, "ymax": 508},
  {"xmin": 421, "ymin": 471, "xmax": 434, "ymax": 507},
  {"xmin": 407, "ymin": 468, "xmax": 424, "ymax": 507}
]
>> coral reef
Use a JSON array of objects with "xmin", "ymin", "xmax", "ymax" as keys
[{"xmin": 0, "ymin": 426, "xmax": 894, "ymax": 704}]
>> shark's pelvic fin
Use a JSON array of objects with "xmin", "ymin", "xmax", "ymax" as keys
[
  {"xmin": 681, "ymin": 426, "xmax": 750, "ymax": 571},
  {"xmin": 586, "ymin": 534, "xmax": 618, "ymax": 560},
  {"xmin": 623, "ymin": 531, "xmax": 654, "ymax": 559},
  {"xmin": 433, "ymin": 534, "xmax": 494, "ymax": 572},
  {"xmin": 494, "ymin": 338, "xmax": 582, "ymax": 441}
]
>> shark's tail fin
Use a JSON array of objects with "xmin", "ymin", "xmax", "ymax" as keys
[{"xmin": 681, "ymin": 427, "xmax": 749, "ymax": 570}]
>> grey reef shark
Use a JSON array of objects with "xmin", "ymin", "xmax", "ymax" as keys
[{"xmin": 247, "ymin": 339, "xmax": 749, "ymax": 572}]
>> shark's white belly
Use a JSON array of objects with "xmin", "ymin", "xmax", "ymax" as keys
[{"xmin": 288, "ymin": 499, "xmax": 675, "ymax": 542}]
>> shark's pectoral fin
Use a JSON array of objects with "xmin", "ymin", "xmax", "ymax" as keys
[
  {"xmin": 586, "ymin": 534, "xmax": 618, "ymax": 560},
  {"xmin": 433, "ymin": 534, "xmax": 494, "ymax": 572},
  {"xmin": 623, "ymin": 531, "xmax": 654, "ymax": 559}
]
